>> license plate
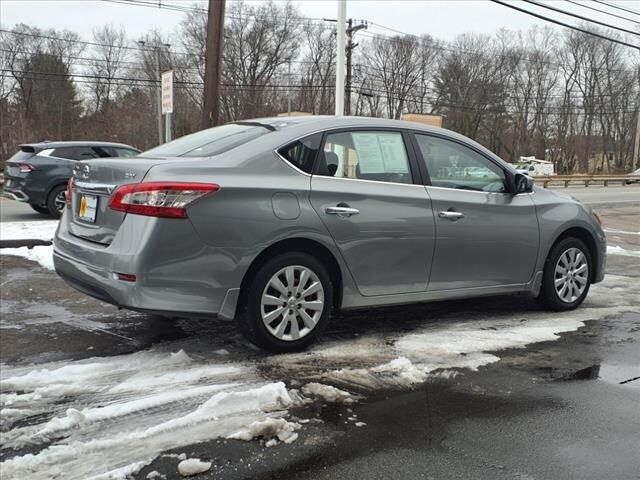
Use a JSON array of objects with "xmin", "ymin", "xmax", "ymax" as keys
[{"xmin": 78, "ymin": 194, "xmax": 98, "ymax": 222}]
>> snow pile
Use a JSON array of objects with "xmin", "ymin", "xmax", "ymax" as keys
[
  {"xmin": 301, "ymin": 382, "xmax": 357, "ymax": 404},
  {"xmin": 0, "ymin": 348, "xmax": 294, "ymax": 480},
  {"xmin": 177, "ymin": 458, "xmax": 212, "ymax": 477},
  {"xmin": 607, "ymin": 245, "xmax": 640, "ymax": 257},
  {"xmin": 372, "ymin": 357, "xmax": 428, "ymax": 383},
  {"xmin": 0, "ymin": 220, "xmax": 59, "ymax": 241},
  {"xmin": 227, "ymin": 417, "xmax": 300, "ymax": 445},
  {"xmin": 146, "ymin": 471, "xmax": 166, "ymax": 479}
]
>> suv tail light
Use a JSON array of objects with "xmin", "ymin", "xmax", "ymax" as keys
[
  {"xmin": 66, "ymin": 177, "xmax": 73, "ymax": 205},
  {"xmin": 18, "ymin": 163, "xmax": 35, "ymax": 173},
  {"xmin": 109, "ymin": 182, "xmax": 220, "ymax": 218}
]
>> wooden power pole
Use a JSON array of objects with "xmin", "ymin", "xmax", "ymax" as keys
[
  {"xmin": 345, "ymin": 19, "xmax": 367, "ymax": 116},
  {"xmin": 202, "ymin": 0, "xmax": 226, "ymax": 129}
]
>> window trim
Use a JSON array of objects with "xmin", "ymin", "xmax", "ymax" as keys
[
  {"xmin": 312, "ymin": 127, "xmax": 423, "ymax": 186},
  {"xmin": 410, "ymin": 130, "xmax": 512, "ymax": 194}
]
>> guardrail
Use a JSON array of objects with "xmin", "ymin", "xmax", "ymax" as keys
[{"xmin": 534, "ymin": 175, "xmax": 640, "ymax": 188}]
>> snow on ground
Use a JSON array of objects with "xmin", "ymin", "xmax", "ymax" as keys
[
  {"xmin": 177, "ymin": 458, "xmax": 212, "ymax": 476},
  {"xmin": 0, "ymin": 349, "xmax": 295, "ymax": 479},
  {"xmin": 0, "ymin": 220, "xmax": 59, "ymax": 241},
  {"xmin": 0, "ymin": 220, "xmax": 58, "ymax": 270},
  {"xmin": 607, "ymin": 245, "xmax": 640, "ymax": 258},
  {"xmin": 0, "ymin": 245, "xmax": 54, "ymax": 270}
]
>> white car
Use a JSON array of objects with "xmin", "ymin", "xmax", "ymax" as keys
[{"xmin": 625, "ymin": 168, "xmax": 640, "ymax": 184}]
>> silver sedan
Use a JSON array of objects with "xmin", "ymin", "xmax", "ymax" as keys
[{"xmin": 53, "ymin": 116, "xmax": 606, "ymax": 351}]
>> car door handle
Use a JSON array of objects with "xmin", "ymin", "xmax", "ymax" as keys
[
  {"xmin": 325, "ymin": 206, "xmax": 360, "ymax": 217},
  {"xmin": 438, "ymin": 211, "xmax": 465, "ymax": 220}
]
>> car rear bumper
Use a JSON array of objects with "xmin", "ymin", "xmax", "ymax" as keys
[
  {"xmin": 53, "ymin": 211, "xmax": 249, "ymax": 319},
  {"xmin": 3, "ymin": 174, "xmax": 48, "ymax": 205},
  {"xmin": 2, "ymin": 189, "xmax": 30, "ymax": 202}
]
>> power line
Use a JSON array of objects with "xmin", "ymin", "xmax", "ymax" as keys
[
  {"xmin": 0, "ymin": 68, "xmax": 338, "ymax": 90},
  {"xmin": 0, "ymin": 28, "xmax": 192, "ymax": 56},
  {"xmin": 592, "ymin": 0, "xmax": 640, "ymax": 18},
  {"xmin": 99, "ymin": 0, "xmax": 333, "ymax": 27},
  {"xmin": 563, "ymin": 0, "xmax": 640, "ymax": 25},
  {"xmin": 521, "ymin": 0, "xmax": 640, "ymax": 37},
  {"xmin": 488, "ymin": 0, "xmax": 640, "ymax": 50}
]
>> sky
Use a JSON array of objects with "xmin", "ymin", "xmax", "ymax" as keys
[{"xmin": 1, "ymin": 0, "xmax": 639, "ymax": 45}]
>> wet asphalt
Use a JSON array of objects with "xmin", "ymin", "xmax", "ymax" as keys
[{"xmin": 135, "ymin": 310, "xmax": 640, "ymax": 480}]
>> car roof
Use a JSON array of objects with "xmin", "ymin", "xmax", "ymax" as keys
[
  {"xmin": 242, "ymin": 115, "xmax": 445, "ymax": 134},
  {"xmin": 19, "ymin": 141, "xmax": 140, "ymax": 151}
]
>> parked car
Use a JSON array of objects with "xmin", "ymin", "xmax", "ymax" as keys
[
  {"xmin": 625, "ymin": 168, "xmax": 640, "ymax": 184},
  {"xmin": 53, "ymin": 117, "xmax": 606, "ymax": 352},
  {"xmin": 3, "ymin": 141, "xmax": 140, "ymax": 218}
]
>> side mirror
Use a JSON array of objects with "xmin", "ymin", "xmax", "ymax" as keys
[{"xmin": 514, "ymin": 173, "xmax": 534, "ymax": 194}]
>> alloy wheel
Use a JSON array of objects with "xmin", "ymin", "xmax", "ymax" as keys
[
  {"xmin": 554, "ymin": 247, "xmax": 589, "ymax": 303},
  {"xmin": 54, "ymin": 190, "xmax": 67, "ymax": 212},
  {"xmin": 260, "ymin": 265, "xmax": 324, "ymax": 341}
]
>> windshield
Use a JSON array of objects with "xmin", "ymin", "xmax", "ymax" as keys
[{"xmin": 139, "ymin": 123, "xmax": 270, "ymax": 158}]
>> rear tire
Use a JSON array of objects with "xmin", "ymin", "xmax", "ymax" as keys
[
  {"xmin": 29, "ymin": 203, "xmax": 51, "ymax": 216},
  {"xmin": 46, "ymin": 185, "xmax": 67, "ymax": 219},
  {"xmin": 538, "ymin": 237, "xmax": 592, "ymax": 311},
  {"xmin": 237, "ymin": 252, "xmax": 333, "ymax": 353}
]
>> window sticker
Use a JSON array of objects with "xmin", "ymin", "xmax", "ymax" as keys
[{"xmin": 352, "ymin": 132, "xmax": 408, "ymax": 174}]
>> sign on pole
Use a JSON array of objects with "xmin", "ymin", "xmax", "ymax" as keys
[{"xmin": 161, "ymin": 70, "xmax": 173, "ymax": 114}]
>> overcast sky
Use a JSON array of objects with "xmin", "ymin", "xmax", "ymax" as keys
[{"xmin": 1, "ymin": 0, "xmax": 638, "ymax": 44}]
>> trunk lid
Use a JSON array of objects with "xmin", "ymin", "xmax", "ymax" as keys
[{"xmin": 68, "ymin": 157, "xmax": 174, "ymax": 245}]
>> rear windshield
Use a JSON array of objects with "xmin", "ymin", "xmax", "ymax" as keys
[
  {"xmin": 139, "ymin": 124, "xmax": 270, "ymax": 158},
  {"xmin": 8, "ymin": 150, "xmax": 36, "ymax": 162}
]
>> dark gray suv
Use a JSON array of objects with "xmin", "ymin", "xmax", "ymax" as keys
[{"xmin": 3, "ymin": 141, "xmax": 140, "ymax": 218}]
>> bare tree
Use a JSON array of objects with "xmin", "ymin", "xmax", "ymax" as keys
[
  {"xmin": 222, "ymin": 0, "xmax": 301, "ymax": 120},
  {"xmin": 87, "ymin": 25, "xmax": 127, "ymax": 113}
]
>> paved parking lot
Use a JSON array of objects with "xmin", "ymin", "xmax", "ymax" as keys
[{"xmin": 0, "ymin": 190, "xmax": 638, "ymax": 479}]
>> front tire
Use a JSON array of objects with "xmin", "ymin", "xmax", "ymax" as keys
[
  {"xmin": 237, "ymin": 252, "xmax": 333, "ymax": 353},
  {"xmin": 538, "ymin": 237, "xmax": 592, "ymax": 311},
  {"xmin": 46, "ymin": 185, "xmax": 67, "ymax": 219}
]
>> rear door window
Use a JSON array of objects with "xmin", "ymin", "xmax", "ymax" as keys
[
  {"xmin": 51, "ymin": 147, "xmax": 101, "ymax": 160},
  {"xmin": 91, "ymin": 146, "xmax": 113, "ymax": 158},
  {"xmin": 316, "ymin": 130, "xmax": 413, "ymax": 185}
]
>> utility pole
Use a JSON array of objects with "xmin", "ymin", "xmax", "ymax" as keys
[
  {"xmin": 634, "ymin": 104, "xmax": 640, "ymax": 172},
  {"xmin": 202, "ymin": 0, "xmax": 226, "ymax": 129},
  {"xmin": 287, "ymin": 59, "xmax": 292, "ymax": 115},
  {"xmin": 345, "ymin": 19, "xmax": 367, "ymax": 116},
  {"xmin": 138, "ymin": 40, "xmax": 170, "ymax": 144},
  {"xmin": 155, "ymin": 48, "xmax": 162, "ymax": 143},
  {"xmin": 335, "ymin": 0, "xmax": 346, "ymax": 116}
]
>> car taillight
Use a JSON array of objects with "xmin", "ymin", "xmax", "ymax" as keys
[
  {"xmin": 18, "ymin": 163, "xmax": 35, "ymax": 173},
  {"xmin": 109, "ymin": 182, "xmax": 220, "ymax": 218},
  {"xmin": 66, "ymin": 177, "xmax": 73, "ymax": 205}
]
